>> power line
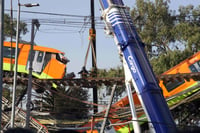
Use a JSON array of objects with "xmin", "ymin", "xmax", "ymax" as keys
[
  {"xmin": 5, "ymin": 9, "xmax": 92, "ymax": 18},
  {"xmin": 22, "ymin": 19, "xmax": 105, "ymax": 34},
  {"xmin": 5, "ymin": 9, "xmax": 104, "ymax": 25},
  {"xmin": 5, "ymin": 9, "xmax": 106, "ymax": 34}
]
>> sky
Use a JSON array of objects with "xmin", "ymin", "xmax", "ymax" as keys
[{"xmin": 4, "ymin": 0, "xmax": 199, "ymax": 77}]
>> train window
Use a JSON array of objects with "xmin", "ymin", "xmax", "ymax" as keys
[
  {"xmin": 37, "ymin": 51, "xmax": 44, "ymax": 62},
  {"xmin": 3, "ymin": 46, "xmax": 19, "ymax": 58},
  {"xmin": 164, "ymin": 79, "xmax": 185, "ymax": 92},
  {"xmin": 189, "ymin": 61, "xmax": 200, "ymax": 72}
]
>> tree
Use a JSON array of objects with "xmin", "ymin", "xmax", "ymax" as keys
[
  {"xmin": 4, "ymin": 13, "xmax": 28, "ymax": 40},
  {"xmin": 34, "ymin": 86, "xmax": 90, "ymax": 120},
  {"xmin": 131, "ymin": 0, "xmax": 174, "ymax": 57},
  {"xmin": 97, "ymin": 67, "xmax": 125, "ymax": 102},
  {"xmin": 173, "ymin": 5, "xmax": 200, "ymax": 52},
  {"xmin": 97, "ymin": 66, "xmax": 124, "ymax": 78},
  {"xmin": 151, "ymin": 49, "xmax": 194, "ymax": 74},
  {"xmin": 131, "ymin": 1, "xmax": 200, "ymax": 56},
  {"xmin": 130, "ymin": 1, "xmax": 200, "ymax": 74}
]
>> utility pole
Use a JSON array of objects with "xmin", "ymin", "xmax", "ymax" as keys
[
  {"xmin": 0, "ymin": 0, "xmax": 4, "ymax": 129},
  {"xmin": 11, "ymin": 1, "xmax": 20, "ymax": 127},
  {"xmin": 90, "ymin": 0, "xmax": 98, "ymax": 113},
  {"xmin": 26, "ymin": 19, "xmax": 39, "ymax": 128}
]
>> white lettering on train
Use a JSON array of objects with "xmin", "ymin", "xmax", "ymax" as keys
[{"xmin": 128, "ymin": 56, "xmax": 137, "ymax": 73}]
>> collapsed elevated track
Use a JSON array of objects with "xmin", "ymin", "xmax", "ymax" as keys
[
  {"xmin": 3, "ymin": 72, "xmax": 200, "ymax": 88},
  {"xmin": 1, "ymin": 72, "xmax": 200, "ymax": 131}
]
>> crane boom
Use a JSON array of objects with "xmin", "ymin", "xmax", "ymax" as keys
[{"xmin": 99, "ymin": 0, "xmax": 177, "ymax": 132}]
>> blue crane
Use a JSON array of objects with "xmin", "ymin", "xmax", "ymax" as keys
[{"xmin": 99, "ymin": 0, "xmax": 177, "ymax": 132}]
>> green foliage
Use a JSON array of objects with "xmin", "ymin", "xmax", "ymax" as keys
[
  {"xmin": 96, "ymin": 49, "xmax": 194, "ymax": 76},
  {"xmin": 131, "ymin": 1, "xmax": 200, "ymax": 59},
  {"xmin": 130, "ymin": 1, "xmax": 200, "ymax": 75},
  {"xmin": 131, "ymin": 0, "xmax": 174, "ymax": 56},
  {"xmin": 97, "ymin": 66, "xmax": 124, "ymax": 78},
  {"xmin": 173, "ymin": 5, "xmax": 200, "ymax": 51},
  {"xmin": 34, "ymin": 87, "xmax": 89, "ymax": 120},
  {"xmin": 97, "ymin": 67, "xmax": 125, "ymax": 100},
  {"xmin": 150, "ymin": 49, "xmax": 194, "ymax": 74},
  {"xmin": 4, "ymin": 13, "xmax": 28, "ymax": 39},
  {"xmin": 54, "ymin": 86, "xmax": 89, "ymax": 119}
]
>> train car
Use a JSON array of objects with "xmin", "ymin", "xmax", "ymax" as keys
[
  {"xmin": 113, "ymin": 51, "xmax": 200, "ymax": 108},
  {"xmin": 81, "ymin": 51, "xmax": 200, "ymax": 133},
  {"xmin": 159, "ymin": 51, "xmax": 200, "ymax": 98},
  {"xmin": 3, "ymin": 41, "xmax": 69, "ymax": 79}
]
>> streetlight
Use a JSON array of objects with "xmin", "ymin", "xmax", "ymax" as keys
[
  {"xmin": 11, "ymin": 1, "xmax": 39, "ymax": 128},
  {"xmin": 22, "ymin": 3, "xmax": 39, "ymax": 7}
]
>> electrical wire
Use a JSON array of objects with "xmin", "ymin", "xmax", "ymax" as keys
[
  {"xmin": 5, "ymin": 9, "xmax": 106, "ymax": 34},
  {"xmin": 5, "ymin": 9, "xmax": 91, "ymax": 18}
]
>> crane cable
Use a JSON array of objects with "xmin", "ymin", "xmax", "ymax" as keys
[
  {"xmin": 90, "ymin": 39, "xmax": 97, "ymax": 68},
  {"xmin": 83, "ymin": 34, "xmax": 97, "ymax": 68},
  {"xmin": 79, "ymin": 31, "xmax": 97, "ymax": 77},
  {"xmin": 83, "ymin": 40, "xmax": 91, "ymax": 67}
]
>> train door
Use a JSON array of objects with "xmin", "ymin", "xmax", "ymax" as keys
[{"xmin": 27, "ymin": 50, "xmax": 46, "ymax": 73}]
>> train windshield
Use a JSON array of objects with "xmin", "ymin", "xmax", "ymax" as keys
[{"xmin": 57, "ymin": 53, "xmax": 69, "ymax": 64}]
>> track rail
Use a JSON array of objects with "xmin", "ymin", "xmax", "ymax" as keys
[{"xmin": 3, "ymin": 72, "xmax": 200, "ymax": 89}]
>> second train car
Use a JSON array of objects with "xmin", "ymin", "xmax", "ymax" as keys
[{"xmin": 160, "ymin": 51, "xmax": 200, "ymax": 98}]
